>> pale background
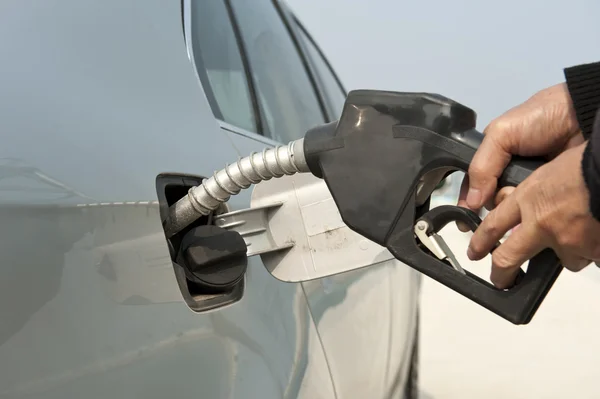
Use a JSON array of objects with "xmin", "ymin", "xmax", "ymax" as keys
[{"xmin": 287, "ymin": 1, "xmax": 600, "ymax": 398}]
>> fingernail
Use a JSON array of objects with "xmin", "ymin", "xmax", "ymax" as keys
[
  {"xmin": 456, "ymin": 221, "xmax": 469, "ymax": 232},
  {"xmin": 466, "ymin": 188, "xmax": 481, "ymax": 209}
]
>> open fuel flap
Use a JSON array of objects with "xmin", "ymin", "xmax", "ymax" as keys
[{"xmin": 156, "ymin": 173, "xmax": 246, "ymax": 312}]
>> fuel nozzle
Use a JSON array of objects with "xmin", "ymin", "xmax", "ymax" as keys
[{"xmin": 163, "ymin": 89, "xmax": 560, "ymax": 325}]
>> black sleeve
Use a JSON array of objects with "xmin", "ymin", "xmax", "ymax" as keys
[
  {"xmin": 564, "ymin": 62, "xmax": 600, "ymax": 221},
  {"xmin": 581, "ymin": 113, "xmax": 600, "ymax": 221}
]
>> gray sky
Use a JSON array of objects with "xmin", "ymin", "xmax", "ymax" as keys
[{"xmin": 287, "ymin": 0, "xmax": 600, "ymax": 128}]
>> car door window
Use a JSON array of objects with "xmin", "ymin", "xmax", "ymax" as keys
[
  {"xmin": 295, "ymin": 23, "xmax": 347, "ymax": 120},
  {"xmin": 230, "ymin": 0, "xmax": 325, "ymax": 143},
  {"xmin": 189, "ymin": 0, "xmax": 257, "ymax": 133}
]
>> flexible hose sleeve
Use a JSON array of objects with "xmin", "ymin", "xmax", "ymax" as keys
[{"xmin": 164, "ymin": 139, "xmax": 309, "ymax": 238}]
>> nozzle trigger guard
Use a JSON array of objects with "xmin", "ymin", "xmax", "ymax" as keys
[
  {"xmin": 414, "ymin": 205, "xmax": 525, "ymax": 288},
  {"xmin": 417, "ymin": 205, "xmax": 481, "ymax": 235}
]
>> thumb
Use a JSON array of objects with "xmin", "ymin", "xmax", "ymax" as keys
[{"xmin": 467, "ymin": 127, "xmax": 513, "ymax": 210}]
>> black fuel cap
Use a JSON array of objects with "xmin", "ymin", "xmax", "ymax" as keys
[{"xmin": 176, "ymin": 225, "xmax": 248, "ymax": 292}]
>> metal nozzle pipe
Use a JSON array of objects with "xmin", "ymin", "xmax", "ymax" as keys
[{"xmin": 164, "ymin": 139, "xmax": 309, "ymax": 238}]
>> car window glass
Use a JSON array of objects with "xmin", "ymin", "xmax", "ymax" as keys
[
  {"xmin": 230, "ymin": 0, "xmax": 325, "ymax": 142},
  {"xmin": 295, "ymin": 26, "xmax": 346, "ymax": 120},
  {"xmin": 190, "ymin": 0, "xmax": 257, "ymax": 132}
]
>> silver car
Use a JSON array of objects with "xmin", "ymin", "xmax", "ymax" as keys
[{"xmin": 0, "ymin": 0, "xmax": 421, "ymax": 398}]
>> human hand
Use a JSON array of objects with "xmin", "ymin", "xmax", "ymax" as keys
[
  {"xmin": 457, "ymin": 83, "xmax": 583, "ymax": 216},
  {"xmin": 466, "ymin": 142, "xmax": 600, "ymax": 289}
]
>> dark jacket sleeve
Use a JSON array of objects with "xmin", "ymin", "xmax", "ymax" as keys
[
  {"xmin": 581, "ymin": 114, "xmax": 600, "ymax": 221},
  {"xmin": 564, "ymin": 62, "xmax": 600, "ymax": 221}
]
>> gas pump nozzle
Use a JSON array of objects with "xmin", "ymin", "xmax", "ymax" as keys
[
  {"xmin": 301, "ymin": 90, "xmax": 560, "ymax": 325},
  {"xmin": 163, "ymin": 90, "xmax": 562, "ymax": 325}
]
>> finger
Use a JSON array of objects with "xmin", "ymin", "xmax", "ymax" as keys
[
  {"xmin": 489, "ymin": 224, "xmax": 547, "ymax": 289},
  {"xmin": 456, "ymin": 175, "xmax": 471, "ymax": 232},
  {"xmin": 555, "ymin": 249, "xmax": 591, "ymax": 272},
  {"xmin": 466, "ymin": 126, "xmax": 513, "ymax": 210},
  {"xmin": 483, "ymin": 198, "xmax": 496, "ymax": 212},
  {"xmin": 483, "ymin": 187, "xmax": 512, "ymax": 212},
  {"xmin": 495, "ymin": 187, "xmax": 515, "ymax": 207},
  {"xmin": 457, "ymin": 174, "xmax": 469, "ymax": 205},
  {"xmin": 509, "ymin": 223, "xmax": 522, "ymax": 235},
  {"xmin": 482, "ymin": 186, "xmax": 516, "ymax": 213},
  {"xmin": 468, "ymin": 189, "xmax": 521, "ymax": 260}
]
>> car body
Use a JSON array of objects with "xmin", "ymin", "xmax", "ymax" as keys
[{"xmin": 0, "ymin": 1, "xmax": 421, "ymax": 398}]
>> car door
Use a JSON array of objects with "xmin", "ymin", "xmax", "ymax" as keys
[
  {"xmin": 0, "ymin": 1, "xmax": 334, "ymax": 398},
  {"xmin": 277, "ymin": 5, "xmax": 422, "ymax": 398}
]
